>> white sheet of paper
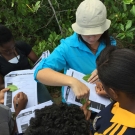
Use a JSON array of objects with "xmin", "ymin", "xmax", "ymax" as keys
[
  {"xmin": 32, "ymin": 50, "xmax": 50, "ymax": 69},
  {"xmin": 16, "ymin": 100, "xmax": 53, "ymax": 133},
  {"xmin": 4, "ymin": 69, "xmax": 38, "ymax": 112},
  {"xmin": 64, "ymin": 69, "xmax": 111, "ymax": 113}
]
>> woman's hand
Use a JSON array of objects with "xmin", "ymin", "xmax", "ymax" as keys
[
  {"xmin": 13, "ymin": 92, "xmax": 28, "ymax": 116},
  {"xmin": 88, "ymin": 69, "xmax": 98, "ymax": 83},
  {"xmin": 80, "ymin": 101, "xmax": 91, "ymax": 120},
  {"xmin": 0, "ymin": 88, "xmax": 10, "ymax": 104},
  {"xmin": 71, "ymin": 78, "xmax": 90, "ymax": 99}
]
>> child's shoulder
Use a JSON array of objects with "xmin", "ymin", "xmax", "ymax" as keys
[
  {"xmin": 94, "ymin": 102, "xmax": 115, "ymax": 124},
  {"xmin": 0, "ymin": 104, "xmax": 11, "ymax": 112},
  {"xmin": 97, "ymin": 101, "xmax": 114, "ymax": 116},
  {"xmin": 0, "ymin": 104, "xmax": 14, "ymax": 135},
  {"xmin": 92, "ymin": 102, "xmax": 114, "ymax": 133},
  {"xmin": 0, "ymin": 104, "xmax": 12, "ymax": 121},
  {"xmin": 93, "ymin": 102, "xmax": 135, "ymax": 135}
]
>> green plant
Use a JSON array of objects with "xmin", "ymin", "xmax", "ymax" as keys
[
  {"xmin": 0, "ymin": 0, "xmax": 135, "ymax": 55},
  {"xmin": 0, "ymin": 0, "xmax": 79, "ymax": 53},
  {"xmin": 103, "ymin": 0, "xmax": 135, "ymax": 48},
  {"xmin": 33, "ymin": 26, "xmax": 73, "ymax": 56}
]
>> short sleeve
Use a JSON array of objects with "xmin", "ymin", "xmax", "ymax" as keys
[
  {"xmin": 34, "ymin": 42, "xmax": 67, "ymax": 81},
  {"xmin": 15, "ymin": 41, "xmax": 32, "ymax": 56}
]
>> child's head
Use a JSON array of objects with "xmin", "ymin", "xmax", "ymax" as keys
[
  {"xmin": 96, "ymin": 46, "xmax": 135, "ymax": 102},
  {"xmin": 24, "ymin": 103, "xmax": 90, "ymax": 135},
  {"xmin": 0, "ymin": 24, "xmax": 13, "ymax": 46},
  {"xmin": 0, "ymin": 25, "xmax": 15, "ymax": 55}
]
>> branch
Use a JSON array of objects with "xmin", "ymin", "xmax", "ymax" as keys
[
  {"xmin": 48, "ymin": 0, "xmax": 62, "ymax": 34},
  {"xmin": 35, "ymin": 14, "xmax": 55, "ymax": 32}
]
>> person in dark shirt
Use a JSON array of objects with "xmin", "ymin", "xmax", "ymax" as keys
[
  {"xmin": 92, "ymin": 46, "xmax": 135, "ymax": 135},
  {"xmin": 0, "ymin": 24, "xmax": 52, "ymax": 103},
  {"xmin": 0, "ymin": 25, "xmax": 38, "ymax": 89}
]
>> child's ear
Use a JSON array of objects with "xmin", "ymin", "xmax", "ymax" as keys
[{"xmin": 109, "ymin": 88, "xmax": 118, "ymax": 101}]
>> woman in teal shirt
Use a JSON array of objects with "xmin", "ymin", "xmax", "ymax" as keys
[{"xmin": 34, "ymin": 0, "xmax": 116, "ymax": 101}]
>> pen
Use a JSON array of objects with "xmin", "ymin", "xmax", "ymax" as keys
[
  {"xmin": 65, "ymin": 86, "xmax": 70, "ymax": 101},
  {"xmin": 16, "ymin": 98, "xmax": 19, "ymax": 108},
  {"xmin": 65, "ymin": 71, "xmax": 74, "ymax": 101}
]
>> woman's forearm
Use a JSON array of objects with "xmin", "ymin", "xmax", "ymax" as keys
[
  {"xmin": 37, "ymin": 68, "xmax": 74, "ymax": 87},
  {"xmin": 37, "ymin": 68, "xmax": 90, "ymax": 99}
]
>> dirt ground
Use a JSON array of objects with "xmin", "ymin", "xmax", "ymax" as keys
[{"xmin": 48, "ymin": 86, "xmax": 62, "ymax": 104}]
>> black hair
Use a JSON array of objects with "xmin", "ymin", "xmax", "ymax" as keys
[
  {"xmin": 24, "ymin": 103, "xmax": 90, "ymax": 135},
  {"xmin": 96, "ymin": 45, "xmax": 118, "ymax": 66},
  {"xmin": 96, "ymin": 46, "xmax": 135, "ymax": 99},
  {"xmin": 0, "ymin": 24, "xmax": 13, "ymax": 46},
  {"xmin": 78, "ymin": 30, "xmax": 111, "ymax": 46}
]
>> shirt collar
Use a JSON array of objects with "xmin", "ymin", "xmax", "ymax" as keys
[
  {"xmin": 111, "ymin": 102, "xmax": 135, "ymax": 128},
  {"xmin": 69, "ymin": 33, "xmax": 90, "ymax": 52},
  {"xmin": 69, "ymin": 33, "xmax": 106, "ymax": 55}
]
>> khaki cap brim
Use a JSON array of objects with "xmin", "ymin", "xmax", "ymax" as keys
[{"xmin": 72, "ymin": 19, "xmax": 111, "ymax": 35}]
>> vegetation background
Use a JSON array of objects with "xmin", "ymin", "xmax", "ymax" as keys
[{"xmin": 0, "ymin": 0, "xmax": 135, "ymax": 103}]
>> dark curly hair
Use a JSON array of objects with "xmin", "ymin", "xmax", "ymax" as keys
[
  {"xmin": 24, "ymin": 103, "xmax": 90, "ymax": 135},
  {"xmin": 0, "ymin": 24, "xmax": 13, "ymax": 46}
]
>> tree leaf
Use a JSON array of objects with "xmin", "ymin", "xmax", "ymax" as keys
[
  {"xmin": 82, "ymin": 74, "xmax": 91, "ymax": 82},
  {"xmin": 7, "ymin": 85, "xmax": 18, "ymax": 92},
  {"xmin": 116, "ymin": 33, "xmax": 125, "ymax": 39},
  {"xmin": 125, "ymin": 20, "xmax": 132, "ymax": 30},
  {"xmin": 123, "ymin": 0, "xmax": 133, "ymax": 4},
  {"xmin": 129, "ymin": 27, "xmax": 135, "ymax": 32},
  {"xmin": 130, "ymin": 5, "xmax": 135, "ymax": 16},
  {"xmin": 120, "ymin": 24, "xmax": 124, "ymax": 31},
  {"xmin": 126, "ymin": 32, "xmax": 134, "ymax": 39},
  {"xmin": 123, "ymin": 3, "xmax": 127, "ymax": 11}
]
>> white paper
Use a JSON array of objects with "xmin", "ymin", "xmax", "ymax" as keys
[
  {"xmin": 32, "ymin": 50, "xmax": 50, "ymax": 69},
  {"xmin": 4, "ymin": 69, "xmax": 38, "ymax": 112},
  {"xmin": 64, "ymin": 69, "xmax": 111, "ymax": 113},
  {"xmin": 16, "ymin": 100, "xmax": 53, "ymax": 133}
]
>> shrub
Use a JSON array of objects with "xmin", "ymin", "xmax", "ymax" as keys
[{"xmin": 0, "ymin": 0, "xmax": 135, "ymax": 54}]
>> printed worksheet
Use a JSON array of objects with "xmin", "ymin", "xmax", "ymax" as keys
[
  {"xmin": 64, "ymin": 69, "xmax": 111, "ymax": 113},
  {"xmin": 16, "ymin": 100, "xmax": 53, "ymax": 133},
  {"xmin": 32, "ymin": 50, "xmax": 50, "ymax": 69},
  {"xmin": 4, "ymin": 69, "xmax": 38, "ymax": 112}
]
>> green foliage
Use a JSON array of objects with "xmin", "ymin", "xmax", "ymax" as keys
[
  {"xmin": 0, "ymin": 0, "xmax": 78, "ymax": 55},
  {"xmin": 0, "ymin": 0, "xmax": 135, "ymax": 55},
  {"xmin": 83, "ymin": 74, "xmax": 91, "ymax": 82},
  {"xmin": 33, "ymin": 27, "xmax": 73, "ymax": 57},
  {"xmin": 103, "ymin": 0, "xmax": 135, "ymax": 49},
  {"xmin": 123, "ymin": 0, "xmax": 133, "ymax": 4}
]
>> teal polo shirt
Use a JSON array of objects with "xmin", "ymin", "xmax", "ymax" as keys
[{"xmin": 34, "ymin": 33, "xmax": 116, "ymax": 102}]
